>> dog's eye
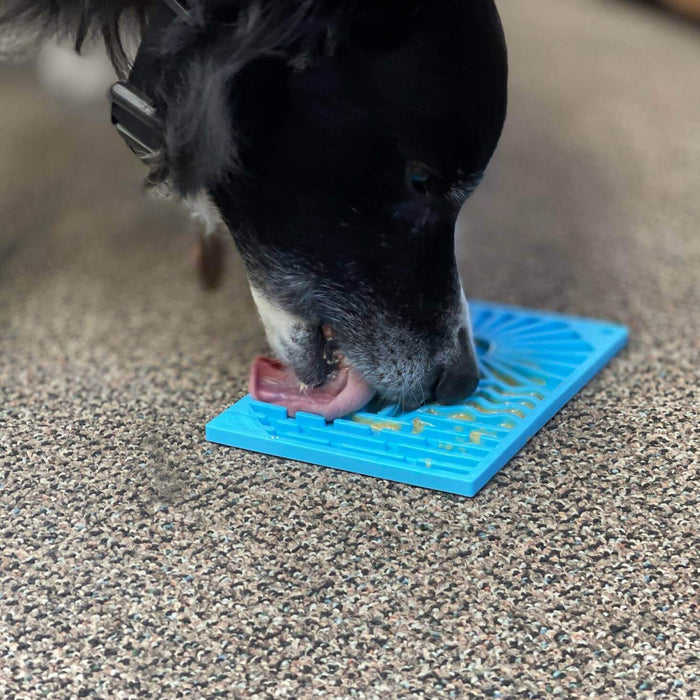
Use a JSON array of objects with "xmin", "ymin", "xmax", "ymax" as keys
[{"xmin": 406, "ymin": 161, "xmax": 445, "ymax": 197}]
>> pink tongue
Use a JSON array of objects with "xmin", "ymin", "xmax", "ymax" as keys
[{"xmin": 249, "ymin": 356, "xmax": 375, "ymax": 421}]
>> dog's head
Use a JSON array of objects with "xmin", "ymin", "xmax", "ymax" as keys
[
  {"xmin": 2, "ymin": 0, "xmax": 508, "ymax": 410},
  {"xmin": 187, "ymin": 2, "xmax": 507, "ymax": 409}
]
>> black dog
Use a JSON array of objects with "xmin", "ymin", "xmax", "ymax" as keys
[{"xmin": 1, "ymin": 0, "xmax": 508, "ymax": 419}]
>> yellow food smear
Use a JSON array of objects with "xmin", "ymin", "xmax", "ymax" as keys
[
  {"xmin": 464, "ymin": 401, "xmax": 526, "ymax": 419},
  {"xmin": 491, "ymin": 386, "xmax": 545, "ymax": 401},
  {"xmin": 501, "ymin": 421, "xmax": 516, "ymax": 429},
  {"xmin": 411, "ymin": 417, "xmax": 434, "ymax": 434},
  {"xmin": 351, "ymin": 415, "xmax": 402, "ymax": 432},
  {"xmin": 450, "ymin": 411, "xmax": 476, "ymax": 422},
  {"xmin": 501, "ymin": 362, "xmax": 548, "ymax": 386},
  {"xmin": 483, "ymin": 363, "xmax": 522, "ymax": 387},
  {"xmin": 473, "ymin": 390, "xmax": 535, "ymax": 410},
  {"xmin": 438, "ymin": 443, "xmax": 454, "ymax": 451},
  {"xmin": 469, "ymin": 430, "xmax": 484, "ymax": 445}
]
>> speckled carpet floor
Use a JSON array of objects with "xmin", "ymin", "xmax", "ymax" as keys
[{"xmin": 1, "ymin": 0, "xmax": 699, "ymax": 697}]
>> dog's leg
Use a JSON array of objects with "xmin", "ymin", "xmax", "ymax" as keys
[
  {"xmin": 186, "ymin": 193, "xmax": 227, "ymax": 290},
  {"xmin": 192, "ymin": 224, "xmax": 227, "ymax": 290}
]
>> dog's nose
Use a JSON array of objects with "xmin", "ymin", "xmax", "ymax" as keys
[
  {"xmin": 434, "ymin": 329, "xmax": 479, "ymax": 405},
  {"xmin": 435, "ymin": 362, "xmax": 479, "ymax": 405}
]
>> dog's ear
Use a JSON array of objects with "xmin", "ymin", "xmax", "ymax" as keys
[{"xmin": 163, "ymin": 52, "xmax": 290, "ymax": 196}]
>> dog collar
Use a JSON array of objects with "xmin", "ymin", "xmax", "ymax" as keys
[{"xmin": 109, "ymin": 0, "xmax": 190, "ymax": 164}]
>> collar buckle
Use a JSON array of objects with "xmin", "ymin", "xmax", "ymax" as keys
[
  {"xmin": 109, "ymin": 0, "xmax": 190, "ymax": 164},
  {"xmin": 109, "ymin": 81, "xmax": 161, "ymax": 163}
]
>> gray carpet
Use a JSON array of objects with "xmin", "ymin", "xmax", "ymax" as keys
[{"xmin": 1, "ymin": 0, "xmax": 698, "ymax": 697}]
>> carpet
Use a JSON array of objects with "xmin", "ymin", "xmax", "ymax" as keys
[{"xmin": 1, "ymin": 0, "xmax": 698, "ymax": 696}]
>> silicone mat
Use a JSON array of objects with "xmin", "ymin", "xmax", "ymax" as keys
[{"xmin": 206, "ymin": 301, "xmax": 628, "ymax": 496}]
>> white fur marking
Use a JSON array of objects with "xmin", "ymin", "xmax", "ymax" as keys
[
  {"xmin": 185, "ymin": 191, "xmax": 223, "ymax": 235},
  {"xmin": 249, "ymin": 285, "xmax": 306, "ymax": 362}
]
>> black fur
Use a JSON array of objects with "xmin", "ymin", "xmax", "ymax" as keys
[{"xmin": 1, "ymin": 0, "xmax": 508, "ymax": 406}]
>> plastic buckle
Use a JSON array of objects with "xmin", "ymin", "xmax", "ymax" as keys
[
  {"xmin": 109, "ymin": 81, "xmax": 161, "ymax": 164},
  {"xmin": 162, "ymin": 0, "xmax": 190, "ymax": 18}
]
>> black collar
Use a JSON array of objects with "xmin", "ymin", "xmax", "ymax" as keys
[{"xmin": 109, "ymin": 0, "xmax": 190, "ymax": 164}]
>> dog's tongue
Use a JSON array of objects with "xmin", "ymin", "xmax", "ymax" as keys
[{"xmin": 249, "ymin": 357, "xmax": 375, "ymax": 421}]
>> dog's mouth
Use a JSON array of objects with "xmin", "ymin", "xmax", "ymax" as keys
[{"xmin": 248, "ymin": 325, "xmax": 375, "ymax": 421}]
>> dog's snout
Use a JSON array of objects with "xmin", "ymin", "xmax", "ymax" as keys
[{"xmin": 434, "ymin": 328, "xmax": 479, "ymax": 405}]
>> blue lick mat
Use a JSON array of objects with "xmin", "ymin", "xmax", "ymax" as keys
[{"xmin": 206, "ymin": 301, "xmax": 628, "ymax": 496}]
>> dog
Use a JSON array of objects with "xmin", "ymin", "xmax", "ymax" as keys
[{"xmin": 1, "ymin": 0, "xmax": 508, "ymax": 419}]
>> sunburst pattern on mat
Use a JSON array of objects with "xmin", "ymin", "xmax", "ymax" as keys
[{"xmin": 352, "ymin": 306, "xmax": 594, "ymax": 446}]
